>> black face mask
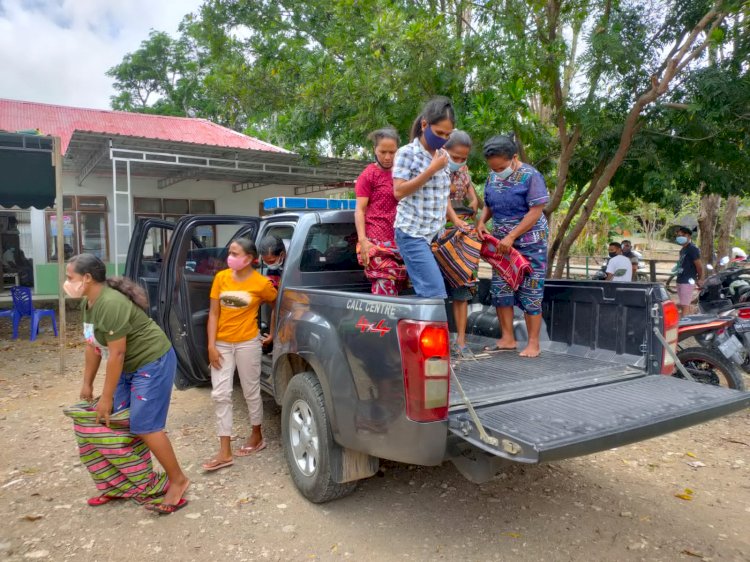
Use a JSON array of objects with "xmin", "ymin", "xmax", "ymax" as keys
[{"xmin": 608, "ymin": 251, "xmax": 618, "ymax": 258}]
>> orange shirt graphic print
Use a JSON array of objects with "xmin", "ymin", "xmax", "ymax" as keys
[{"xmin": 219, "ymin": 291, "xmax": 252, "ymax": 309}]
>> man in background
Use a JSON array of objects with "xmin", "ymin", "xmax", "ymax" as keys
[
  {"xmin": 621, "ymin": 239, "xmax": 639, "ymax": 280},
  {"xmin": 674, "ymin": 226, "xmax": 703, "ymax": 316},
  {"xmin": 606, "ymin": 242, "xmax": 633, "ymax": 282}
]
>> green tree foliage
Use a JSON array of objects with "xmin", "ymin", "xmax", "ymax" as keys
[{"xmin": 109, "ymin": 0, "xmax": 748, "ymax": 274}]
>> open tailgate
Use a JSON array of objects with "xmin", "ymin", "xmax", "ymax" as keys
[{"xmin": 449, "ymin": 375, "xmax": 749, "ymax": 463}]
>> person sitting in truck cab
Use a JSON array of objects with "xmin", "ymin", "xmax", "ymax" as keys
[{"xmin": 259, "ymin": 235, "xmax": 286, "ymax": 289}]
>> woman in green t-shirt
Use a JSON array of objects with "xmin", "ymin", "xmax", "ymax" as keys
[{"xmin": 64, "ymin": 254, "xmax": 189, "ymax": 514}]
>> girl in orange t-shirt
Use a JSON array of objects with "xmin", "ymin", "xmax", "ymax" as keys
[{"xmin": 202, "ymin": 238, "xmax": 277, "ymax": 471}]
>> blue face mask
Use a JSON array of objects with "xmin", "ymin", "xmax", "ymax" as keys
[
  {"xmin": 495, "ymin": 165, "xmax": 514, "ymax": 180},
  {"xmin": 448, "ymin": 158, "xmax": 463, "ymax": 172},
  {"xmin": 676, "ymin": 236, "xmax": 688, "ymax": 245},
  {"xmin": 423, "ymin": 125, "xmax": 448, "ymax": 150}
]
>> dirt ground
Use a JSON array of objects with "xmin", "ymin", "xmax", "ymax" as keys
[{"xmin": 0, "ymin": 313, "xmax": 748, "ymax": 562}]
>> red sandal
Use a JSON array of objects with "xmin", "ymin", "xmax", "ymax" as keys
[{"xmin": 87, "ymin": 495, "xmax": 124, "ymax": 507}]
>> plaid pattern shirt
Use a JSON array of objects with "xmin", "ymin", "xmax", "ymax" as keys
[{"xmin": 393, "ymin": 138, "xmax": 451, "ymax": 239}]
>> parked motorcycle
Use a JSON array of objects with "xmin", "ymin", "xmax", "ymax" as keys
[{"xmin": 676, "ymin": 313, "xmax": 747, "ymax": 390}]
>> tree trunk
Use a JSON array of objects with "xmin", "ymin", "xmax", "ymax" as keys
[
  {"xmin": 697, "ymin": 193, "xmax": 721, "ymax": 266},
  {"xmin": 550, "ymin": 5, "xmax": 725, "ymax": 278},
  {"xmin": 716, "ymin": 195, "xmax": 740, "ymax": 261}
]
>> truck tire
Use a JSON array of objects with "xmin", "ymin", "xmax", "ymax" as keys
[
  {"xmin": 281, "ymin": 372, "xmax": 358, "ymax": 503},
  {"xmin": 675, "ymin": 347, "xmax": 746, "ymax": 391}
]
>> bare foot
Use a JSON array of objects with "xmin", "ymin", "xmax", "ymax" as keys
[
  {"xmin": 489, "ymin": 337, "xmax": 517, "ymax": 351},
  {"xmin": 519, "ymin": 343, "xmax": 541, "ymax": 358},
  {"xmin": 243, "ymin": 428, "xmax": 263, "ymax": 450},
  {"xmin": 163, "ymin": 476, "xmax": 190, "ymax": 506}
]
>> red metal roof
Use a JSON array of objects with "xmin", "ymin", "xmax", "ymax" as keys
[{"xmin": 0, "ymin": 98, "xmax": 286, "ymax": 155}]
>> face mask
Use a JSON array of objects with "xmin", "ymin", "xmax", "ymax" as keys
[
  {"xmin": 497, "ymin": 165, "xmax": 514, "ymax": 180},
  {"xmin": 448, "ymin": 158, "xmax": 463, "ymax": 172},
  {"xmin": 227, "ymin": 255, "xmax": 250, "ymax": 271},
  {"xmin": 608, "ymin": 251, "xmax": 618, "ymax": 258},
  {"xmin": 676, "ymin": 236, "xmax": 688, "ymax": 245},
  {"xmin": 265, "ymin": 258, "xmax": 283, "ymax": 271},
  {"xmin": 63, "ymin": 280, "xmax": 85, "ymax": 298},
  {"xmin": 423, "ymin": 125, "xmax": 448, "ymax": 150}
]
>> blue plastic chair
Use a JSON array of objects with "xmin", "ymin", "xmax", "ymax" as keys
[
  {"xmin": 10, "ymin": 286, "xmax": 58, "ymax": 341},
  {"xmin": 0, "ymin": 308, "xmax": 16, "ymax": 334}
]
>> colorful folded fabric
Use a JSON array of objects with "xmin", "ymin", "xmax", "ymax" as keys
[
  {"xmin": 432, "ymin": 226, "xmax": 481, "ymax": 289},
  {"xmin": 480, "ymin": 234, "xmax": 533, "ymax": 291}
]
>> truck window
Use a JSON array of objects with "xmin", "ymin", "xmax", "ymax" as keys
[{"xmin": 300, "ymin": 223, "xmax": 360, "ymax": 272}]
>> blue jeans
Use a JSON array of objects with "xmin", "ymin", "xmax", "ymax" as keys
[{"xmin": 395, "ymin": 228, "xmax": 447, "ymax": 298}]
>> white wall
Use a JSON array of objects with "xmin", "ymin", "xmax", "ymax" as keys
[{"xmin": 40, "ymin": 170, "xmax": 300, "ymax": 261}]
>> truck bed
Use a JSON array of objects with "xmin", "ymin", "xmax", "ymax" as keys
[{"xmin": 449, "ymin": 336, "xmax": 643, "ymax": 409}]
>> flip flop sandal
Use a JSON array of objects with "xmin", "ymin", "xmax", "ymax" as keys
[
  {"xmin": 234, "ymin": 440, "xmax": 267, "ymax": 457},
  {"xmin": 144, "ymin": 498, "xmax": 189, "ymax": 515},
  {"xmin": 482, "ymin": 345, "xmax": 517, "ymax": 353},
  {"xmin": 201, "ymin": 458, "xmax": 234, "ymax": 472},
  {"xmin": 87, "ymin": 495, "xmax": 124, "ymax": 507}
]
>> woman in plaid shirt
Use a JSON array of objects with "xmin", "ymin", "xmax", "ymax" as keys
[{"xmin": 393, "ymin": 97, "xmax": 467, "ymax": 298}]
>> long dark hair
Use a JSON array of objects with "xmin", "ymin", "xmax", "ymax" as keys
[
  {"xmin": 409, "ymin": 96, "xmax": 455, "ymax": 141},
  {"xmin": 68, "ymin": 253, "xmax": 148, "ymax": 310}
]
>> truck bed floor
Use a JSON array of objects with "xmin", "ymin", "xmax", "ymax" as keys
[{"xmin": 449, "ymin": 340, "xmax": 642, "ymax": 409}]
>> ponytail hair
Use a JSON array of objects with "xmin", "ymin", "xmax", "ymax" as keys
[
  {"xmin": 409, "ymin": 96, "xmax": 456, "ymax": 141},
  {"xmin": 68, "ymin": 253, "xmax": 148, "ymax": 310}
]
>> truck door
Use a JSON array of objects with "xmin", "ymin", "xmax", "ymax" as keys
[
  {"xmin": 158, "ymin": 215, "xmax": 260, "ymax": 389},
  {"xmin": 124, "ymin": 218, "xmax": 175, "ymax": 319}
]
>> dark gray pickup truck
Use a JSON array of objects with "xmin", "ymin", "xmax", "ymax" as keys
[{"xmin": 125, "ymin": 210, "xmax": 749, "ymax": 503}]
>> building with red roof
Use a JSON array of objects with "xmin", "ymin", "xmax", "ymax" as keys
[{"xmin": 0, "ymin": 98, "xmax": 364, "ymax": 294}]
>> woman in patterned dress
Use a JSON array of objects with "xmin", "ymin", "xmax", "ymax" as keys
[
  {"xmin": 354, "ymin": 128, "xmax": 407, "ymax": 295},
  {"xmin": 476, "ymin": 135, "xmax": 549, "ymax": 358}
]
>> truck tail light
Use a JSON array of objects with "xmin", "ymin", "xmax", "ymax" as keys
[
  {"xmin": 397, "ymin": 320, "xmax": 450, "ymax": 422},
  {"xmin": 660, "ymin": 300, "xmax": 680, "ymax": 375},
  {"xmin": 738, "ymin": 307, "xmax": 750, "ymax": 320}
]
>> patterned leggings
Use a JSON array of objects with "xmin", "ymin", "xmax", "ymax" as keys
[{"xmin": 490, "ymin": 221, "xmax": 547, "ymax": 315}]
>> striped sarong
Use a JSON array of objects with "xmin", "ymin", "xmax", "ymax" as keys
[
  {"xmin": 63, "ymin": 401, "xmax": 168, "ymax": 503},
  {"xmin": 432, "ymin": 226, "xmax": 481, "ymax": 289}
]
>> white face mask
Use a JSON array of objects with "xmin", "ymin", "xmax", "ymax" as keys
[
  {"xmin": 63, "ymin": 279, "xmax": 85, "ymax": 298},
  {"xmin": 265, "ymin": 257, "xmax": 284, "ymax": 271}
]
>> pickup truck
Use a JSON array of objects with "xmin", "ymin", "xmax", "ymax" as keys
[{"xmin": 124, "ymin": 210, "xmax": 749, "ymax": 503}]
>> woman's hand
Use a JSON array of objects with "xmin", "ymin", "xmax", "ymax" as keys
[
  {"xmin": 80, "ymin": 382, "xmax": 94, "ymax": 402},
  {"xmin": 261, "ymin": 332, "xmax": 273, "ymax": 346},
  {"xmin": 359, "ymin": 239, "xmax": 373, "ymax": 266},
  {"xmin": 476, "ymin": 222, "xmax": 490, "ymax": 241},
  {"xmin": 497, "ymin": 235, "xmax": 515, "ymax": 255},
  {"xmin": 208, "ymin": 346, "xmax": 223, "ymax": 370},
  {"xmin": 453, "ymin": 218, "xmax": 469, "ymax": 232},
  {"xmin": 95, "ymin": 395, "xmax": 113, "ymax": 427},
  {"xmin": 428, "ymin": 149, "xmax": 449, "ymax": 173}
]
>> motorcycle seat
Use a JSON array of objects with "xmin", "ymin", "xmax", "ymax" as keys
[{"xmin": 679, "ymin": 314, "xmax": 729, "ymax": 327}]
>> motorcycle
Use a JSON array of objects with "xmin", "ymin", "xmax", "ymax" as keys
[{"xmin": 676, "ymin": 313, "xmax": 747, "ymax": 390}]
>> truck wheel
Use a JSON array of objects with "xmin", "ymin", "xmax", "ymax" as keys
[
  {"xmin": 281, "ymin": 372, "xmax": 358, "ymax": 503},
  {"xmin": 675, "ymin": 347, "xmax": 746, "ymax": 391}
]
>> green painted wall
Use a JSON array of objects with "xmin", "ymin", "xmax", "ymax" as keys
[{"xmin": 35, "ymin": 263, "xmax": 126, "ymax": 295}]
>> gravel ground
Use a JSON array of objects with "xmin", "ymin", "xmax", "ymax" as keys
[{"xmin": 0, "ymin": 312, "xmax": 748, "ymax": 562}]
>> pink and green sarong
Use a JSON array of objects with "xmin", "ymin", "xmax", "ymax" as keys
[{"xmin": 63, "ymin": 401, "xmax": 168, "ymax": 504}]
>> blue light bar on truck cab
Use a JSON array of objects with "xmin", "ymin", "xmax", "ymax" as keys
[{"xmin": 263, "ymin": 197, "xmax": 356, "ymax": 212}]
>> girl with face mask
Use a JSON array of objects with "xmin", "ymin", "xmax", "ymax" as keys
[
  {"xmin": 64, "ymin": 253, "xmax": 189, "ymax": 514},
  {"xmin": 354, "ymin": 127, "xmax": 407, "ymax": 295},
  {"xmin": 476, "ymin": 135, "xmax": 550, "ymax": 359},
  {"xmin": 203, "ymin": 238, "xmax": 277, "ymax": 471},
  {"xmin": 392, "ymin": 96, "xmax": 465, "ymax": 298}
]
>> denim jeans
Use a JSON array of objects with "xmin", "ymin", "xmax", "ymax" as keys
[{"xmin": 395, "ymin": 228, "xmax": 447, "ymax": 298}]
